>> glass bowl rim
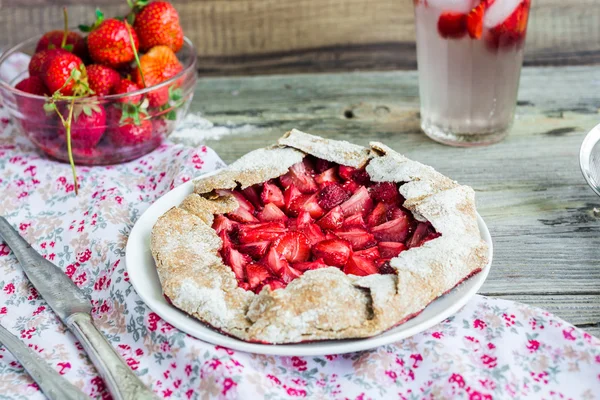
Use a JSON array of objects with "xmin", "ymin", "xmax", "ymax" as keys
[{"xmin": 0, "ymin": 33, "xmax": 197, "ymax": 102}]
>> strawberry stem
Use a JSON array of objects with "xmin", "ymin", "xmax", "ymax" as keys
[
  {"xmin": 125, "ymin": 22, "xmax": 146, "ymax": 89},
  {"xmin": 61, "ymin": 7, "xmax": 69, "ymax": 49},
  {"xmin": 65, "ymin": 98, "xmax": 79, "ymax": 195}
]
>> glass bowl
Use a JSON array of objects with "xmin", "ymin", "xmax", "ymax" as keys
[{"xmin": 0, "ymin": 34, "xmax": 197, "ymax": 165}]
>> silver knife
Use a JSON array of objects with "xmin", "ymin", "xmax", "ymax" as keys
[
  {"xmin": 0, "ymin": 216, "xmax": 159, "ymax": 400},
  {"xmin": 0, "ymin": 324, "xmax": 89, "ymax": 400}
]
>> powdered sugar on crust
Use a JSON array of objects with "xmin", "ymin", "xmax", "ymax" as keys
[{"xmin": 151, "ymin": 129, "xmax": 490, "ymax": 343}]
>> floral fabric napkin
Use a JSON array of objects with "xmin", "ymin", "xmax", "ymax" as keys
[{"xmin": 0, "ymin": 69, "xmax": 599, "ymax": 400}]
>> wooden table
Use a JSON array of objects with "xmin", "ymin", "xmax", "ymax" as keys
[{"xmin": 182, "ymin": 65, "xmax": 600, "ymax": 337}]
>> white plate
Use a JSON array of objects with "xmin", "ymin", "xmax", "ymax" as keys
[{"xmin": 126, "ymin": 171, "xmax": 493, "ymax": 356}]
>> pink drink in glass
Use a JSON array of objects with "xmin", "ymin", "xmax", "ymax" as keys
[{"xmin": 414, "ymin": 0, "xmax": 531, "ymax": 146}]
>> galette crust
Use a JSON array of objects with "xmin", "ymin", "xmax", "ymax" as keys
[{"xmin": 151, "ymin": 129, "xmax": 489, "ymax": 343}]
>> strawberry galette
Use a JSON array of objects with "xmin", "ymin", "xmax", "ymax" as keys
[{"xmin": 151, "ymin": 130, "xmax": 489, "ymax": 343}]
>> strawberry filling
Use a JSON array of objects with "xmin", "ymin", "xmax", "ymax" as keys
[{"xmin": 212, "ymin": 156, "xmax": 441, "ymax": 293}]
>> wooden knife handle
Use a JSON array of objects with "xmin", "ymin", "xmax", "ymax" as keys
[{"xmin": 66, "ymin": 313, "xmax": 159, "ymax": 400}]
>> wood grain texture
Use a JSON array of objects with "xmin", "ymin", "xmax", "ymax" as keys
[
  {"xmin": 1, "ymin": 0, "xmax": 599, "ymax": 75},
  {"xmin": 178, "ymin": 66, "xmax": 600, "ymax": 331}
]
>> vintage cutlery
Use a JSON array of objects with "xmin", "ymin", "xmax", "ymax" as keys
[
  {"xmin": 0, "ymin": 324, "xmax": 89, "ymax": 400},
  {"xmin": 0, "ymin": 216, "xmax": 158, "ymax": 400},
  {"xmin": 580, "ymin": 122, "xmax": 600, "ymax": 197}
]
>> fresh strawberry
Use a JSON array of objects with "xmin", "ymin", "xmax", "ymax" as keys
[
  {"xmin": 227, "ymin": 207, "xmax": 258, "ymax": 223},
  {"xmin": 42, "ymin": 52, "xmax": 87, "ymax": 95},
  {"xmin": 437, "ymin": 12, "xmax": 467, "ymax": 39},
  {"xmin": 256, "ymin": 203, "xmax": 288, "ymax": 222},
  {"xmin": 278, "ymin": 263, "xmax": 302, "ymax": 283},
  {"xmin": 107, "ymin": 110, "xmax": 153, "ymax": 146},
  {"xmin": 265, "ymin": 246, "xmax": 289, "ymax": 275},
  {"xmin": 280, "ymin": 161, "xmax": 318, "ymax": 193},
  {"xmin": 222, "ymin": 246, "xmax": 250, "ymax": 280},
  {"xmin": 293, "ymin": 258, "xmax": 328, "ymax": 272},
  {"xmin": 467, "ymin": 2, "xmax": 486, "ymax": 39},
  {"xmin": 59, "ymin": 102, "xmax": 106, "ymax": 149},
  {"xmin": 86, "ymin": 64, "xmax": 121, "ymax": 96},
  {"xmin": 371, "ymin": 216, "xmax": 410, "ymax": 242},
  {"xmin": 312, "ymin": 239, "xmax": 352, "ymax": 267},
  {"xmin": 343, "ymin": 255, "xmax": 378, "ymax": 276},
  {"xmin": 288, "ymin": 193, "xmax": 325, "ymax": 218},
  {"xmin": 35, "ymin": 30, "xmax": 87, "ymax": 59},
  {"xmin": 367, "ymin": 202, "xmax": 388, "ymax": 227},
  {"xmin": 300, "ymin": 223, "xmax": 326, "ymax": 246},
  {"xmin": 28, "ymin": 48, "xmax": 69, "ymax": 77},
  {"xmin": 15, "ymin": 76, "xmax": 49, "ymax": 96},
  {"xmin": 341, "ymin": 214, "xmax": 366, "ymax": 229},
  {"xmin": 238, "ymin": 222, "xmax": 287, "ymax": 244},
  {"xmin": 87, "ymin": 19, "xmax": 140, "ymax": 69},
  {"xmin": 407, "ymin": 222, "xmax": 441, "ymax": 248},
  {"xmin": 132, "ymin": 45, "xmax": 183, "ymax": 107},
  {"xmin": 261, "ymin": 182, "xmax": 285, "ymax": 208},
  {"xmin": 370, "ymin": 182, "xmax": 400, "ymax": 204},
  {"xmin": 315, "ymin": 167, "xmax": 340, "ymax": 187},
  {"xmin": 112, "ymin": 79, "xmax": 143, "ymax": 104},
  {"xmin": 378, "ymin": 242, "xmax": 407, "ymax": 258},
  {"xmin": 289, "ymin": 211, "xmax": 313, "ymax": 230},
  {"xmin": 334, "ymin": 228, "xmax": 377, "ymax": 250},
  {"xmin": 272, "ymin": 232, "xmax": 311, "ymax": 263},
  {"xmin": 238, "ymin": 241, "xmax": 271, "ymax": 259},
  {"xmin": 283, "ymin": 184, "xmax": 302, "ymax": 212},
  {"xmin": 212, "ymin": 215, "xmax": 237, "ymax": 235},
  {"xmin": 354, "ymin": 246, "xmax": 380, "ymax": 261},
  {"xmin": 317, "ymin": 183, "xmax": 351, "ymax": 210},
  {"xmin": 317, "ymin": 206, "xmax": 344, "ymax": 230},
  {"xmin": 487, "ymin": 0, "xmax": 530, "ymax": 48},
  {"xmin": 242, "ymin": 185, "xmax": 263, "ymax": 210},
  {"xmin": 339, "ymin": 186, "xmax": 373, "ymax": 216},
  {"xmin": 133, "ymin": 1, "xmax": 184, "ymax": 52},
  {"xmin": 246, "ymin": 263, "xmax": 272, "ymax": 290}
]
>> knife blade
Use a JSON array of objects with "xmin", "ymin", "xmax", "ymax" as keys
[{"xmin": 0, "ymin": 216, "xmax": 159, "ymax": 400}]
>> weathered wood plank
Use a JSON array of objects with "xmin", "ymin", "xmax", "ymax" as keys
[
  {"xmin": 1, "ymin": 0, "xmax": 599, "ymax": 74},
  {"xmin": 183, "ymin": 66, "xmax": 600, "ymax": 299}
]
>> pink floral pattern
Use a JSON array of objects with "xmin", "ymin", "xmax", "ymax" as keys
[{"xmin": 0, "ymin": 104, "xmax": 599, "ymax": 399}]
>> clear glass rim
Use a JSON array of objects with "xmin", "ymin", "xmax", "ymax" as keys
[{"xmin": 0, "ymin": 33, "xmax": 197, "ymax": 102}]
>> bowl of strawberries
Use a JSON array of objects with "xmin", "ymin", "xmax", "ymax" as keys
[{"xmin": 0, "ymin": 1, "xmax": 197, "ymax": 166}]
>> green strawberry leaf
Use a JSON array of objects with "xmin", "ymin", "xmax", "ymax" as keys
[
  {"xmin": 43, "ymin": 102, "xmax": 57, "ymax": 113},
  {"xmin": 82, "ymin": 105, "xmax": 93, "ymax": 117},
  {"xmin": 126, "ymin": 13, "xmax": 136, "ymax": 25},
  {"xmin": 165, "ymin": 110, "xmax": 177, "ymax": 121},
  {"xmin": 63, "ymin": 44, "xmax": 73, "ymax": 52},
  {"xmin": 78, "ymin": 24, "xmax": 92, "ymax": 33},
  {"xmin": 168, "ymin": 86, "xmax": 183, "ymax": 102}
]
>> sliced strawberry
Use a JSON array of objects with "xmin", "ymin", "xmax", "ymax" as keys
[
  {"xmin": 388, "ymin": 205, "xmax": 408, "ymax": 220},
  {"xmin": 354, "ymin": 246, "xmax": 380, "ymax": 261},
  {"xmin": 407, "ymin": 222, "xmax": 440, "ymax": 248},
  {"xmin": 279, "ymin": 263, "xmax": 302, "ymax": 283},
  {"xmin": 314, "ymin": 158, "xmax": 333, "ymax": 173},
  {"xmin": 296, "ymin": 211, "xmax": 313, "ymax": 229},
  {"xmin": 256, "ymin": 277, "xmax": 287, "ymax": 292},
  {"xmin": 283, "ymin": 184, "xmax": 302, "ymax": 212},
  {"xmin": 219, "ymin": 231, "xmax": 233, "ymax": 251},
  {"xmin": 438, "ymin": 12, "xmax": 467, "ymax": 39},
  {"xmin": 273, "ymin": 231, "xmax": 311, "ymax": 263},
  {"xmin": 372, "ymin": 216, "xmax": 410, "ymax": 242},
  {"xmin": 261, "ymin": 182, "xmax": 285, "ymax": 208},
  {"xmin": 238, "ymin": 241, "xmax": 271, "ymax": 259},
  {"xmin": 289, "ymin": 193, "xmax": 325, "ymax": 218},
  {"xmin": 317, "ymin": 206, "xmax": 344, "ymax": 230},
  {"xmin": 341, "ymin": 180, "xmax": 360, "ymax": 193},
  {"xmin": 315, "ymin": 167, "xmax": 340, "ymax": 187},
  {"xmin": 378, "ymin": 242, "xmax": 408, "ymax": 258},
  {"xmin": 312, "ymin": 239, "xmax": 352, "ymax": 267},
  {"xmin": 280, "ymin": 173, "xmax": 293, "ymax": 188},
  {"xmin": 370, "ymin": 182, "xmax": 400, "ymax": 204},
  {"xmin": 338, "ymin": 165, "xmax": 356, "ymax": 181},
  {"xmin": 301, "ymin": 223, "xmax": 327, "ymax": 246},
  {"xmin": 343, "ymin": 255, "xmax": 378, "ymax": 276},
  {"xmin": 377, "ymin": 259, "xmax": 396, "ymax": 275},
  {"xmin": 217, "ymin": 189, "xmax": 255, "ymax": 212},
  {"xmin": 265, "ymin": 246, "xmax": 289, "ymax": 275},
  {"xmin": 334, "ymin": 228, "xmax": 377, "ymax": 250},
  {"xmin": 256, "ymin": 203, "xmax": 288, "ymax": 222},
  {"xmin": 238, "ymin": 282, "xmax": 251, "ymax": 291},
  {"xmin": 339, "ymin": 186, "xmax": 374, "ymax": 216},
  {"xmin": 467, "ymin": 2, "xmax": 486, "ymax": 39},
  {"xmin": 486, "ymin": 0, "xmax": 530, "ymax": 49},
  {"xmin": 227, "ymin": 207, "xmax": 259, "ymax": 223},
  {"xmin": 222, "ymin": 247, "xmax": 250, "ymax": 280},
  {"xmin": 242, "ymin": 185, "xmax": 263, "ymax": 210},
  {"xmin": 238, "ymin": 222, "xmax": 287, "ymax": 244},
  {"xmin": 367, "ymin": 202, "xmax": 389, "ymax": 227},
  {"xmin": 246, "ymin": 263, "xmax": 272, "ymax": 289},
  {"xmin": 317, "ymin": 183, "xmax": 351, "ymax": 210},
  {"xmin": 212, "ymin": 215, "xmax": 237, "ymax": 235},
  {"xmin": 293, "ymin": 258, "xmax": 328, "ymax": 272},
  {"xmin": 342, "ymin": 214, "xmax": 366, "ymax": 229},
  {"xmin": 351, "ymin": 168, "xmax": 371, "ymax": 186},
  {"xmin": 283, "ymin": 161, "xmax": 318, "ymax": 193}
]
